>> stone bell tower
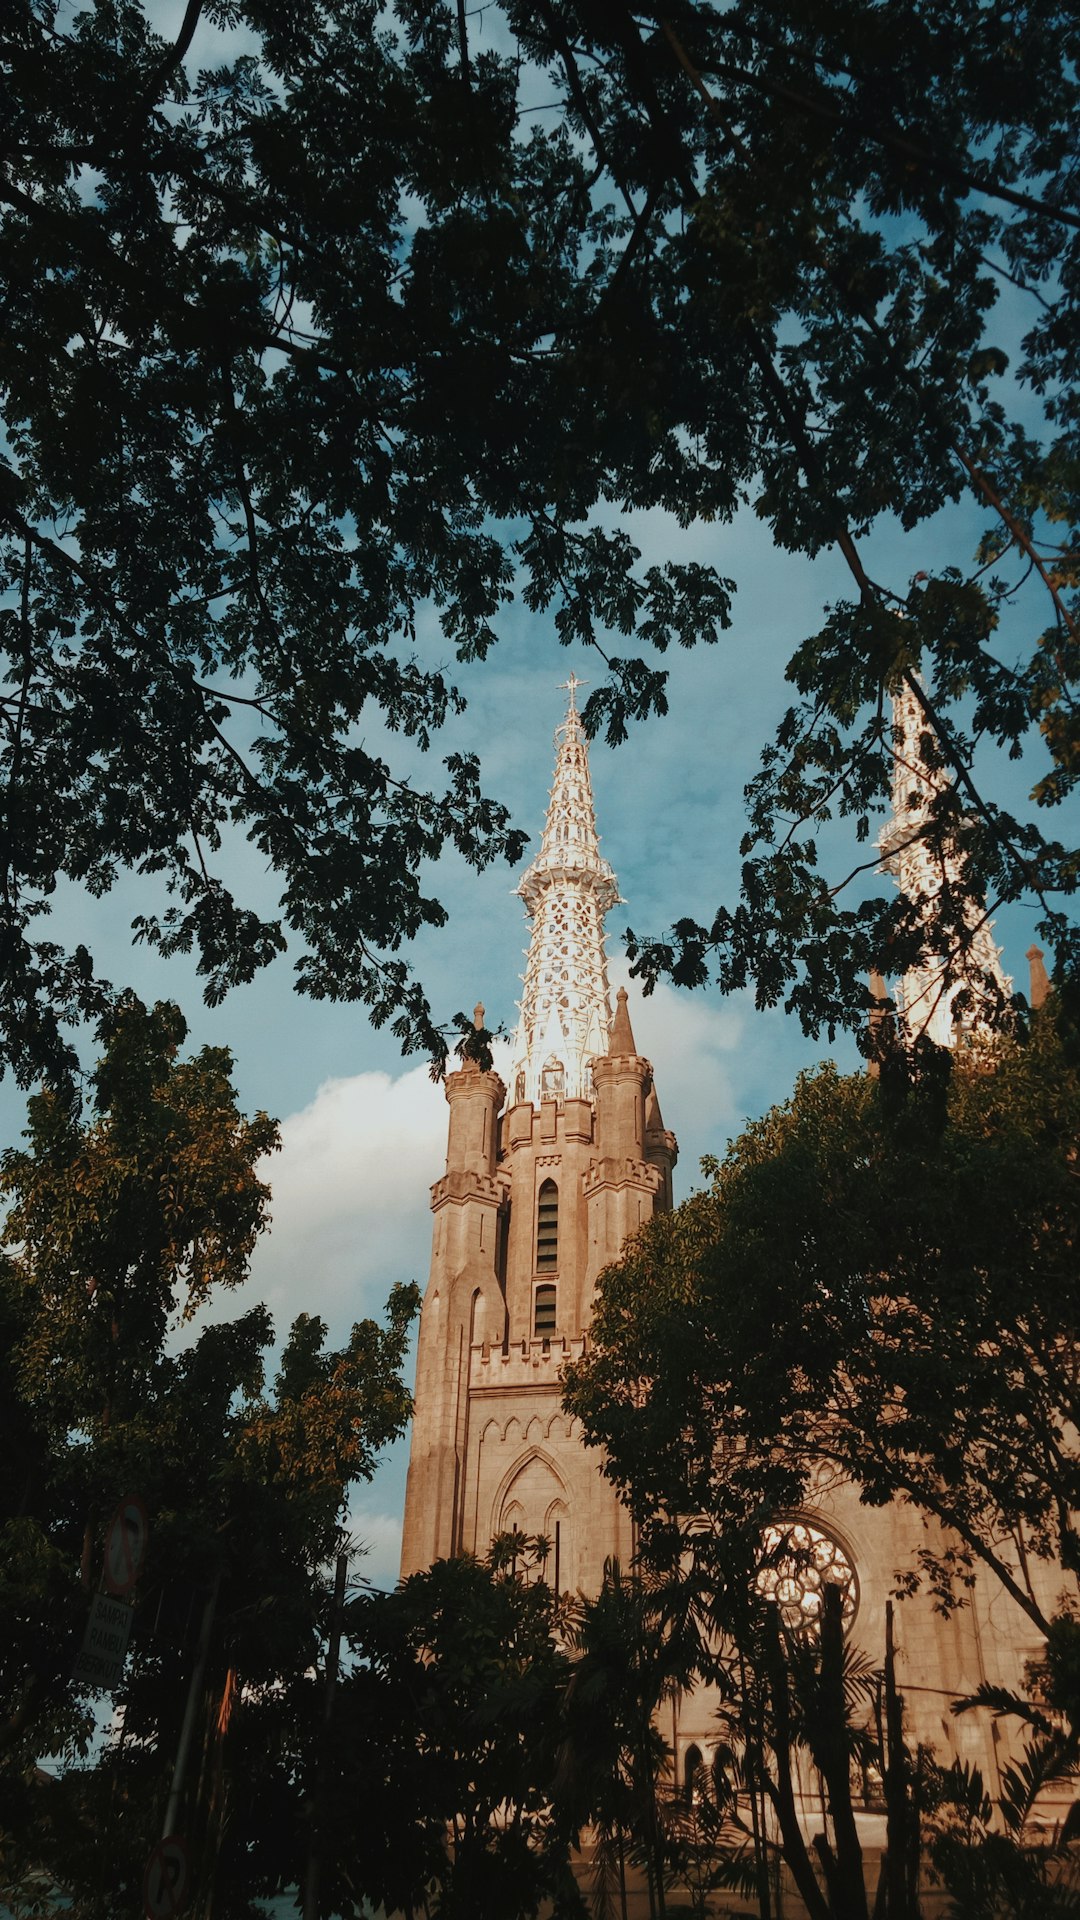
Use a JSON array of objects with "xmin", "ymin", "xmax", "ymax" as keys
[{"xmin": 400, "ymin": 679, "xmax": 677, "ymax": 1587}]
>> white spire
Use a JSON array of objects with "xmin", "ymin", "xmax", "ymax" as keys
[
  {"xmin": 509, "ymin": 678, "xmax": 619, "ymax": 1105},
  {"xmin": 880, "ymin": 680, "xmax": 1010, "ymax": 1047}
]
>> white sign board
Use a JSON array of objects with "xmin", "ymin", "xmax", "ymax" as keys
[
  {"xmin": 104, "ymin": 1494, "xmax": 148, "ymax": 1596},
  {"xmin": 143, "ymin": 1837, "xmax": 190, "ymax": 1920},
  {"xmin": 72, "ymin": 1591, "xmax": 133, "ymax": 1690}
]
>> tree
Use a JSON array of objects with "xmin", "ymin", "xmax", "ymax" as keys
[
  {"xmin": 2, "ymin": 0, "xmax": 1078, "ymax": 1085},
  {"xmin": 562, "ymin": 1008, "xmax": 1080, "ymax": 1641},
  {"xmin": 327, "ymin": 1538, "xmax": 584, "ymax": 1920},
  {"xmin": 558, "ymin": 1560, "xmax": 687, "ymax": 1920},
  {"xmin": 923, "ymin": 1716, "xmax": 1080, "ymax": 1918},
  {"xmin": 0, "ymin": 996, "xmax": 418, "ymax": 1916}
]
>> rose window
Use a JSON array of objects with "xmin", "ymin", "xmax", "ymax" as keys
[{"xmin": 755, "ymin": 1522, "xmax": 858, "ymax": 1633}]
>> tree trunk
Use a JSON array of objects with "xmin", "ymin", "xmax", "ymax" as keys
[
  {"xmin": 883, "ymin": 1601, "xmax": 919, "ymax": 1920},
  {"xmin": 761, "ymin": 1608, "xmax": 832, "ymax": 1920},
  {"xmin": 738, "ymin": 1654, "xmax": 773, "ymax": 1920},
  {"xmin": 808, "ymin": 1587, "xmax": 868, "ymax": 1919}
]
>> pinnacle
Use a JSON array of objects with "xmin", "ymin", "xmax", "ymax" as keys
[
  {"xmin": 608, "ymin": 986, "xmax": 637, "ymax": 1057},
  {"xmin": 1027, "ymin": 946, "xmax": 1050, "ymax": 1009}
]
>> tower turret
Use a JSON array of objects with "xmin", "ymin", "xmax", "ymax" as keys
[
  {"xmin": 444, "ymin": 1005, "xmax": 503, "ymax": 1179},
  {"xmin": 593, "ymin": 987, "xmax": 649, "ymax": 1161},
  {"xmin": 879, "ymin": 681, "xmax": 1010, "ymax": 1046}
]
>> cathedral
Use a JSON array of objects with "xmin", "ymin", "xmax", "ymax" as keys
[{"xmin": 400, "ymin": 677, "xmax": 1059, "ymax": 1821}]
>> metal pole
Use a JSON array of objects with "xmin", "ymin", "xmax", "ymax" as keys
[
  {"xmin": 303, "ymin": 1552, "xmax": 348, "ymax": 1920},
  {"xmin": 163, "ymin": 1572, "xmax": 220, "ymax": 1842}
]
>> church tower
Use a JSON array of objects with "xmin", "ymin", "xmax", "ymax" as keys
[
  {"xmin": 400, "ymin": 680, "xmax": 677, "ymax": 1586},
  {"xmin": 879, "ymin": 681, "xmax": 1011, "ymax": 1044}
]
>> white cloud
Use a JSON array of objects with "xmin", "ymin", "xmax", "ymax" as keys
[
  {"xmin": 347, "ymin": 1502, "xmax": 405, "ymax": 1592},
  {"xmin": 249, "ymin": 1065, "xmax": 447, "ymax": 1345}
]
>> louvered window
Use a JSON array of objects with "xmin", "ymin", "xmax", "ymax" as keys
[
  {"xmin": 534, "ymin": 1283, "xmax": 557, "ymax": 1338},
  {"xmin": 536, "ymin": 1180, "xmax": 558, "ymax": 1270}
]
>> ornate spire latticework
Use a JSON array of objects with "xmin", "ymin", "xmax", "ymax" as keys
[
  {"xmin": 509, "ymin": 678, "xmax": 620, "ymax": 1105},
  {"xmin": 880, "ymin": 681, "xmax": 1010, "ymax": 1048}
]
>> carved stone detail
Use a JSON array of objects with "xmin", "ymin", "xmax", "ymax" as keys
[{"xmin": 509, "ymin": 679, "xmax": 619, "ymax": 1105}]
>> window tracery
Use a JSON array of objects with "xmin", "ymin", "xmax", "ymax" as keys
[{"xmin": 755, "ymin": 1521, "xmax": 858, "ymax": 1633}]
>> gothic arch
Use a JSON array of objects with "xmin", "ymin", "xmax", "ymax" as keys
[
  {"xmin": 490, "ymin": 1446, "xmax": 570, "ymax": 1548},
  {"xmin": 545, "ymin": 1494, "xmax": 571, "ymax": 1593},
  {"xmin": 756, "ymin": 1509, "xmax": 860, "ymax": 1633}
]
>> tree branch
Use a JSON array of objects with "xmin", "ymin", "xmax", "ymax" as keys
[{"xmin": 659, "ymin": 20, "xmax": 1080, "ymax": 235}]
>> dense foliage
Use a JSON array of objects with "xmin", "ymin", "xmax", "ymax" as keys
[
  {"xmin": 2, "ymin": 0, "xmax": 1077, "ymax": 1083},
  {"xmin": 0, "ymin": 998, "xmax": 417, "ymax": 1916},
  {"xmin": 330, "ymin": 1540, "xmax": 583, "ymax": 1920},
  {"xmin": 563, "ymin": 1009, "xmax": 1080, "ymax": 1637},
  {"xmin": 558, "ymin": 1009, "xmax": 1080, "ymax": 1913}
]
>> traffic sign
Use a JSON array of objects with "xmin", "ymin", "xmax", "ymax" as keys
[
  {"xmin": 72, "ymin": 1591, "xmax": 133, "ymax": 1690},
  {"xmin": 143, "ymin": 1836, "xmax": 190, "ymax": 1920},
  {"xmin": 104, "ymin": 1494, "xmax": 148, "ymax": 1596}
]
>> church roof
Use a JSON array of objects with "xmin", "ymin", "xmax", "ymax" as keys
[{"xmin": 509, "ymin": 678, "xmax": 619, "ymax": 1105}]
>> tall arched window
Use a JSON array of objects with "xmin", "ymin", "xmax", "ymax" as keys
[{"xmin": 536, "ymin": 1180, "xmax": 558, "ymax": 1270}]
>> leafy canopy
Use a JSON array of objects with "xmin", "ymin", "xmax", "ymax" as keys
[
  {"xmin": 2, "ymin": 0, "xmax": 1078, "ymax": 1081},
  {"xmin": 0, "ymin": 997, "xmax": 418, "ymax": 1914}
]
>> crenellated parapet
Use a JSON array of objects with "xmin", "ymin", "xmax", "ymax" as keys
[
  {"xmin": 430, "ymin": 1168, "xmax": 504, "ymax": 1210},
  {"xmin": 469, "ymin": 1332, "xmax": 589, "ymax": 1388},
  {"xmin": 583, "ymin": 1156, "xmax": 666, "ymax": 1201}
]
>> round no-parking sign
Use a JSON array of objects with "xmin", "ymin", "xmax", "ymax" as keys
[
  {"xmin": 104, "ymin": 1494, "xmax": 148, "ymax": 1596},
  {"xmin": 143, "ymin": 1835, "xmax": 190, "ymax": 1920}
]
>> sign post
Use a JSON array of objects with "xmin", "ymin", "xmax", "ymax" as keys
[
  {"xmin": 162, "ymin": 1571, "xmax": 220, "ymax": 1842},
  {"xmin": 71, "ymin": 1492, "xmax": 148, "ymax": 1691}
]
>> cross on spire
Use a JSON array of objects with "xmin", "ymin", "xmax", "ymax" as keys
[{"xmin": 558, "ymin": 672, "xmax": 587, "ymax": 711}]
